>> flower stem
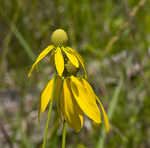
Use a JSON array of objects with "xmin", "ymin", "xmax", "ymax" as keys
[
  {"xmin": 62, "ymin": 121, "xmax": 67, "ymax": 148},
  {"xmin": 42, "ymin": 73, "xmax": 56, "ymax": 148}
]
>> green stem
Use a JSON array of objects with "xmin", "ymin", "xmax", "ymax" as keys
[
  {"xmin": 96, "ymin": 76, "xmax": 123, "ymax": 148},
  {"xmin": 62, "ymin": 121, "xmax": 67, "ymax": 148},
  {"xmin": 42, "ymin": 73, "xmax": 56, "ymax": 148}
]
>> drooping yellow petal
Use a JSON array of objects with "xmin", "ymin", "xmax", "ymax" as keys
[
  {"xmin": 55, "ymin": 47, "xmax": 64, "ymax": 76},
  {"xmin": 96, "ymin": 96, "xmax": 110, "ymax": 132},
  {"xmin": 81, "ymin": 78, "xmax": 97, "ymax": 99},
  {"xmin": 70, "ymin": 76, "xmax": 101, "ymax": 124},
  {"xmin": 82, "ymin": 78, "xmax": 109, "ymax": 132},
  {"xmin": 61, "ymin": 78, "xmax": 83, "ymax": 132},
  {"xmin": 28, "ymin": 45, "xmax": 54, "ymax": 77},
  {"xmin": 40, "ymin": 78, "xmax": 54, "ymax": 112},
  {"xmin": 67, "ymin": 47, "xmax": 87, "ymax": 78},
  {"xmin": 54, "ymin": 76, "xmax": 63, "ymax": 119},
  {"xmin": 62, "ymin": 47, "xmax": 79, "ymax": 68}
]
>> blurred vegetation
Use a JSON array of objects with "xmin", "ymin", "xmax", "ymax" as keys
[{"xmin": 0, "ymin": 0, "xmax": 150, "ymax": 148}]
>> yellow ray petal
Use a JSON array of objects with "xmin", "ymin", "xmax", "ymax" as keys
[
  {"xmin": 54, "ymin": 76, "xmax": 63, "ymax": 119},
  {"xmin": 28, "ymin": 45, "xmax": 54, "ymax": 77},
  {"xmin": 96, "ymin": 96, "xmax": 110, "ymax": 132},
  {"xmin": 61, "ymin": 78, "xmax": 83, "ymax": 132},
  {"xmin": 67, "ymin": 47, "xmax": 87, "ymax": 78},
  {"xmin": 62, "ymin": 47, "xmax": 79, "ymax": 68},
  {"xmin": 70, "ymin": 76, "xmax": 101, "ymax": 124},
  {"xmin": 40, "ymin": 78, "xmax": 54, "ymax": 112},
  {"xmin": 81, "ymin": 78, "xmax": 97, "ymax": 99},
  {"xmin": 55, "ymin": 47, "xmax": 64, "ymax": 76}
]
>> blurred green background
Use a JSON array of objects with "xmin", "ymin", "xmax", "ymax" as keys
[{"xmin": 0, "ymin": 0, "xmax": 150, "ymax": 147}]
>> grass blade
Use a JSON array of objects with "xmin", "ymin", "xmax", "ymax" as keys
[{"xmin": 96, "ymin": 76, "xmax": 123, "ymax": 148}]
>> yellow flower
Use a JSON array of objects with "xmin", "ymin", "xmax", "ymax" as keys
[
  {"xmin": 40, "ymin": 75, "xmax": 109, "ymax": 133},
  {"xmin": 28, "ymin": 29, "xmax": 109, "ymax": 135},
  {"xmin": 28, "ymin": 29, "xmax": 87, "ymax": 78}
]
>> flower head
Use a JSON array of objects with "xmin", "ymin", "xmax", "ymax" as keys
[
  {"xmin": 28, "ymin": 29, "xmax": 109, "ymax": 135},
  {"xmin": 40, "ymin": 75, "xmax": 109, "ymax": 132},
  {"xmin": 28, "ymin": 29, "xmax": 87, "ymax": 78}
]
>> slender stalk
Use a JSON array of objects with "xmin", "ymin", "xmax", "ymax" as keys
[
  {"xmin": 96, "ymin": 76, "xmax": 123, "ymax": 148},
  {"xmin": 62, "ymin": 121, "xmax": 67, "ymax": 148},
  {"xmin": 42, "ymin": 73, "xmax": 56, "ymax": 148}
]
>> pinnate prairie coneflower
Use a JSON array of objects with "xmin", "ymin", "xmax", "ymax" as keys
[{"xmin": 28, "ymin": 29, "xmax": 109, "ymax": 148}]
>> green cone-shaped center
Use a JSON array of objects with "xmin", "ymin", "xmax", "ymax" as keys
[{"xmin": 51, "ymin": 29, "xmax": 68, "ymax": 46}]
